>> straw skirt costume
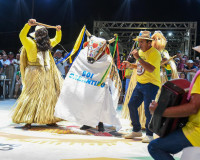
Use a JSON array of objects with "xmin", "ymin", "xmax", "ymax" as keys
[{"xmin": 12, "ymin": 24, "xmax": 63, "ymax": 124}]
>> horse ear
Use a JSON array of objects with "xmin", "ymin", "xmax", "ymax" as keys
[
  {"xmin": 83, "ymin": 41, "xmax": 89, "ymax": 48},
  {"xmin": 105, "ymin": 46, "xmax": 110, "ymax": 54}
]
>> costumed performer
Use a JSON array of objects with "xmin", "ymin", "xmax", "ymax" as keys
[
  {"xmin": 151, "ymin": 30, "xmax": 179, "ymax": 82},
  {"xmin": 12, "ymin": 19, "xmax": 63, "ymax": 129},
  {"xmin": 54, "ymin": 31, "xmax": 122, "ymax": 132},
  {"xmin": 134, "ymin": 30, "xmax": 180, "ymax": 129},
  {"xmin": 123, "ymin": 31, "xmax": 161, "ymax": 143}
]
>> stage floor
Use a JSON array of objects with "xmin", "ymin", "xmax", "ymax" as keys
[{"xmin": 0, "ymin": 99, "xmax": 182, "ymax": 160}]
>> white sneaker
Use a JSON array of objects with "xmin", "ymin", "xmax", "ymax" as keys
[
  {"xmin": 142, "ymin": 135, "xmax": 154, "ymax": 143},
  {"xmin": 124, "ymin": 131, "xmax": 142, "ymax": 139}
]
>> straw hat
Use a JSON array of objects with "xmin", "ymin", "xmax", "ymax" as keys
[
  {"xmin": 133, "ymin": 31, "xmax": 153, "ymax": 41},
  {"xmin": 29, "ymin": 25, "xmax": 46, "ymax": 38}
]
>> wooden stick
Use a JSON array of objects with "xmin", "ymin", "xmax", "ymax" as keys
[
  {"xmin": 35, "ymin": 22, "xmax": 57, "ymax": 29},
  {"xmin": 161, "ymin": 55, "xmax": 177, "ymax": 66}
]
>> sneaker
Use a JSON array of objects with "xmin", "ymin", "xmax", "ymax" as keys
[
  {"xmin": 124, "ymin": 131, "xmax": 142, "ymax": 139},
  {"xmin": 142, "ymin": 135, "xmax": 154, "ymax": 143}
]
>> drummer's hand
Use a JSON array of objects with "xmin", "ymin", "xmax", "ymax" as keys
[
  {"xmin": 149, "ymin": 100, "xmax": 158, "ymax": 114},
  {"xmin": 28, "ymin": 19, "xmax": 36, "ymax": 26},
  {"xmin": 56, "ymin": 25, "xmax": 61, "ymax": 31},
  {"xmin": 122, "ymin": 61, "xmax": 131, "ymax": 68}
]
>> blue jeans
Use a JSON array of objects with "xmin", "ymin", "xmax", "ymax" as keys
[
  {"xmin": 125, "ymin": 78, "xmax": 130, "ymax": 92},
  {"xmin": 128, "ymin": 82, "xmax": 159, "ymax": 136},
  {"xmin": 148, "ymin": 129, "xmax": 192, "ymax": 160}
]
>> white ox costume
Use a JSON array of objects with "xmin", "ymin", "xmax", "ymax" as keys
[{"xmin": 55, "ymin": 36, "xmax": 122, "ymax": 130}]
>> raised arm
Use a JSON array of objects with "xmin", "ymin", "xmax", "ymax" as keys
[
  {"xmin": 50, "ymin": 25, "xmax": 62, "ymax": 48},
  {"xmin": 19, "ymin": 19, "xmax": 36, "ymax": 48}
]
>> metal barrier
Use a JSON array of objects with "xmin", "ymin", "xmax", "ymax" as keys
[{"xmin": 0, "ymin": 79, "xmax": 11, "ymax": 100}]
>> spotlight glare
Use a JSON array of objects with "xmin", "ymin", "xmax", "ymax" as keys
[{"xmin": 168, "ymin": 32, "xmax": 173, "ymax": 36}]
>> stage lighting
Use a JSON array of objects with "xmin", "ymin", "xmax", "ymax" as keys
[{"xmin": 168, "ymin": 32, "xmax": 173, "ymax": 36}]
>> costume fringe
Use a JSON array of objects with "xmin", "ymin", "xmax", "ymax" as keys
[{"xmin": 12, "ymin": 49, "xmax": 63, "ymax": 124}]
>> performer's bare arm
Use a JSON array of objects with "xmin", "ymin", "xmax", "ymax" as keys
[
  {"xmin": 122, "ymin": 61, "xmax": 137, "ymax": 69},
  {"xmin": 131, "ymin": 49, "xmax": 155, "ymax": 73},
  {"xmin": 149, "ymin": 93, "xmax": 200, "ymax": 117},
  {"xmin": 184, "ymin": 68, "xmax": 197, "ymax": 73}
]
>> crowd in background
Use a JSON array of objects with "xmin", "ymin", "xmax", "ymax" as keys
[
  {"xmin": 0, "ymin": 48, "xmax": 200, "ymax": 100},
  {"xmin": 175, "ymin": 51, "xmax": 200, "ymax": 81},
  {"xmin": 119, "ymin": 50, "xmax": 200, "ymax": 104},
  {"xmin": 0, "ymin": 49, "xmax": 69, "ymax": 99}
]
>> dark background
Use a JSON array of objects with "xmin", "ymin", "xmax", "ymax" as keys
[{"xmin": 1, "ymin": 0, "xmax": 200, "ymax": 54}]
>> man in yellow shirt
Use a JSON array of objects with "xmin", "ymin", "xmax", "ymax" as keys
[
  {"xmin": 123, "ymin": 31, "xmax": 161, "ymax": 143},
  {"xmin": 148, "ymin": 46, "xmax": 200, "ymax": 159}
]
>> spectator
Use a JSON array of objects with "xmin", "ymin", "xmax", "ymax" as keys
[
  {"xmin": 53, "ymin": 51, "xmax": 57, "ymax": 58},
  {"xmin": 183, "ymin": 55, "xmax": 188, "ymax": 62},
  {"xmin": 174, "ymin": 57, "xmax": 180, "ymax": 66},
  {"xmin": 194, "ymin": 59, "xmax": 200, "ymax": 71},
  {"xmin": 184, "ymin": 60, "xmax": 197, "ymax": 81},
  {"xmin": 13, "ymin": 53, "xmax": 20, "ymax": 72},
  {"xmin": 64, "ymin": 52, "xmax": 71, "ymax": 71},
  {"xmin": 0, "ymin": 54, "xmax": 10, "ymax": 69},
  {"xmin": 0, "ymin": 61, "xmax": 3, "ymax": 74},
  {"xmin": 176, "ymin": 51, "xmax": 186, "ymax": 72},
  {"xmin": 179, "ymin": 72, "xmax": 186, "ymax": 79},
  {"xmin": 2, "ymin": 50, "xmax": 6, "ymax": 55},
  {"xmin": 13, "ymin": 71, "xmax": 22, "ymax": 99},
  {"xmin": 54, "ymin": 49, "xmax": 69, "ymax": 78},
  {"xmin": 7, "ymin": 52, "xmax": 15, "ymax": 65}
]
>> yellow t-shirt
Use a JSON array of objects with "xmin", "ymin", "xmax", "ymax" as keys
[
  {"xmin": 19, "ymin": 23, "xmax": 62, "ymax": 62},
  {"xmin": 136, "ymin": 47, "xmax": 161, "ymax": 87},
  {"xmin": 125, "ymin": 68, "xmax": 133, "ymax": 78},
  {"xmin": 183, "ymin": 75, "xmax": 200, "ymax": 146}
]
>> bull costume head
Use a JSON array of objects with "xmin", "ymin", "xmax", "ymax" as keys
[{"xmin": 84, "ymin": 30, "xmax": 116, "ymax": 64}]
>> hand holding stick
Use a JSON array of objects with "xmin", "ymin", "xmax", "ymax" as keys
[
  {"xmin": 28, "ymin": 19, "xmax": 58, "ymax": 29},
  {"xmin": 161, "ymin": 55, "xmax": 177, "ymax": 66}
]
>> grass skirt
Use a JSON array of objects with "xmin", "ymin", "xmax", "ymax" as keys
[{"xmin": 12, "ymin": 64, "xmax": 63, "ymax": 124}]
